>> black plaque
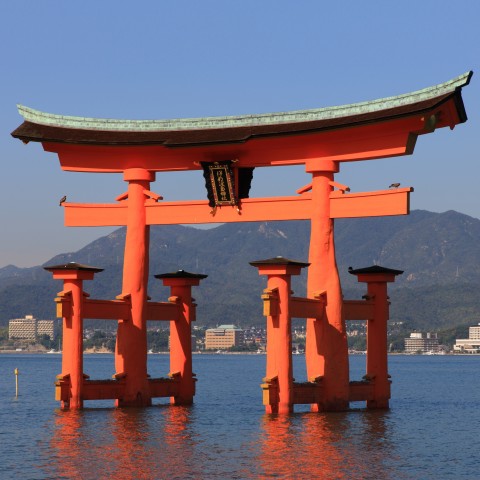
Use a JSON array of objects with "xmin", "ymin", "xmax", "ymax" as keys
[
  {"xmin": 201, "ymin": 161, "xmax": 255, "ymax": 209},
  {"xmin": 201, "ymin": 161, "xmax": 237, "ymax": 207},
  {"xmin": 210, "ymin": 163, "xmax": 235, "ymax": 205}
]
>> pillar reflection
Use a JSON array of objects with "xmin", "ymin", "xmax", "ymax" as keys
[
  {"xmin": 49, "ymin": 406, "xmax": 200, "ymax": 480},
  {"xmin": 257, "ymin": 411, "xmax": 402, "ymax": 479},
  {"xmin": 49, "ymin": 410, "xmax": 86, "ymax": 479},
  {"xmin": 258, "ymin": 413, "xmax": 351, "ymax": 479},
  {"xmin": 161, "ymin": 406, "xmax": 198, "ymax": 477},
  {"xmin": 106, "ymin": 409, "xmax": 157, "ymax": 479}
]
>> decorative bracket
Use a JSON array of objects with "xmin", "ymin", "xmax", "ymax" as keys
[{"xmin": 261, "ymin": 288, "xmax": 279, "ymax": 317}]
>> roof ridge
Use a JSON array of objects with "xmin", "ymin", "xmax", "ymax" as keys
[{"xmin": 16, "ymin": 72, "xmax": 472, "ymax": 132}]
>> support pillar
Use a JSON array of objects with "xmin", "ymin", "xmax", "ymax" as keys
[
  {"xmin": 349, "ymin": 265, "xmax": 403, "ymax": 409},
  {"xmin": 44, "ymin": 262, "xmax": 103, "ymax": 409},
  {"xmin": 155, "ymin": 270, "xmax": 207, "ymax": 405},
  {"xmin": 115, "ymin": 168, "xmax": 155, "ymax": 407},
  {"xmin": 250, "ymin": 257, "xmax": 309, "ymax": 414},
  {"xmin": 305, "ymin": 160, "xmax": 349, "ymax": 411}
]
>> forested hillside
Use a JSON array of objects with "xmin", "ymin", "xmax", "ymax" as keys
[{"xmin": 1, "ymin": 210, "xmax": 480, "ymax": 331}]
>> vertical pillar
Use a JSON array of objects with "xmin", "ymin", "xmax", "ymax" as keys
[
  {"xmin": 305, "ymin": 160, "xmax": 349, "ymax": 411},
  {"xmin": 115, "ymin": 168, "xmax": 155, "ymax": 407},
  {"xmin": 155, "ymin": 270, "xmax": 207, "ymax": 405},
  {"xmin": 250, "ymin": 257, "xmax": 309, "ymax": 414},
  {"xmin": 44, "ymin": 262, "xmax": 103, "ymax": 409},
  {"xmin": 60, "ymin": 301, "xmax": 73, "ymax": 382},
  {"xmin": 349, "ymin": 265, "xmax": 403, "ymax": 409}
]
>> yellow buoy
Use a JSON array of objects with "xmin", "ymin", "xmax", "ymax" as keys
[{"xmin": 14, "ymin": 368, "xmax": 19, "ymax": 397}]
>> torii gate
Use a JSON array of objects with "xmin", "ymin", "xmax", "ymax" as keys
[{"xmin": 12, "ymin": 71, "xmax": 471, "ymax": 410}]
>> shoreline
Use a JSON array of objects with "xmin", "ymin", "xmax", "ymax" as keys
[{"xmin": 0, "ymin": 350, "xmax": 477, "ymax": 356}]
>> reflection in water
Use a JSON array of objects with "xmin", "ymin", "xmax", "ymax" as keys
[
  {"xmin": 48, "ymin": 407, "xmax": 202, "ymax": 480},
  {"xmin": 45, "ymin": 404, "xmax": 405, "ymax": 479},
  {"xmin": 105, "ymin": 408, "xmax": 159, "ymax": 479},
  {"xmin": 49, "ymin": 410, "xmax": 85, "ymax": 480},
  {"xmin": 13, "ymin": 354, "xmax": 480, "ymax": 478},
  {"xmin": 257, "ymin": 411, "xmax": 407, "ymax": 480},
  {"xmin": 158, "ymin": 407, "xmax": 198, "ymax": 478}
]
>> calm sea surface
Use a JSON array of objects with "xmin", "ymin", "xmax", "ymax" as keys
[{"xmin": 0, "ymin": 354, "xmax": 478, "ymax": 479}]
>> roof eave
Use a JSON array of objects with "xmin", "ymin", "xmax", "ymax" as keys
[{"xmin": 11, "ymin": 71, "xmax": 472, "ymax": 147}]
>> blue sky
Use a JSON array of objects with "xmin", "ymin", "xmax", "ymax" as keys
[{"xmin": 0, "ymin": 1, "xmax": 479, "ymax": 267}]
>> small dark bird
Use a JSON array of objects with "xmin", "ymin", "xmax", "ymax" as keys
[
  {"xmin": 389, "ymin": 183, "xmax": 401, "ymax": 189},
  {"xmin": 59, "ymin": 195, "xmax": 67, "ymax": 206}
]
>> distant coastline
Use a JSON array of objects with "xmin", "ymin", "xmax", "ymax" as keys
[{"xmin": 1, "ymin": 350, "xmax": 478, "ymax": 356}]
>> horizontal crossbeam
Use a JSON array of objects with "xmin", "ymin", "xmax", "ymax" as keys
[
  {"xmin": 55, "ymin": 377, "xmax": 180, "ymax": 402},
  {"xmin": 290, "ymin": 297, "xmax": 326, "ymax": 319},
  {"xmin": 343, "ymin": 300, "xmax": 375, "ymax": 320},
  {"xmin": 63, "ymin": 188, "xmax": 412, "ymax": 227},
  {"xmin": 55, "ymin": 297, "xmax": 181, "ymax": 321}
]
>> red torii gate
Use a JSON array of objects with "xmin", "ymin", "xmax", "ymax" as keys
[{"xmin": 12, "ymin": 71, "xmax": 471, "ymax": 411}]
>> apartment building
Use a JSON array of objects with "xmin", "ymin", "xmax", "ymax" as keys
[
  {"xmin": 404, "ymin": 332, "xmax": 439, "ymax": 353},
  {"xmin": 205, "ymin": 324, "xmax": 244, "ymax": 350},
  {"xmin": 9, "ymin": 315, "xmax": 55, "ymax": 340}
]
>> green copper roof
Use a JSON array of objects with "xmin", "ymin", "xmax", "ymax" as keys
[{"xmin": 16, "ymin": 72, "xmax": 472, "ymax": 132}]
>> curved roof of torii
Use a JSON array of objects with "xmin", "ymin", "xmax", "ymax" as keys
[{"xmin": 11, "ymin": 72, "xmax": 472, "ymax": 148}]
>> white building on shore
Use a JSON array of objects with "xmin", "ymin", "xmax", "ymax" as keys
[
  {"xmin": 8, "ymin": 315, "xmax": 55, "ymax": 341},
  {"xmin": 454, "ymin": 323, "xmax": 480, "ymax": 353},
  {"xmin": 404, "ymin": 332, "xmax": 440, "ymax": 353}
]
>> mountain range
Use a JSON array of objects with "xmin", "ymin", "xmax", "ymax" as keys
[{"xmin": 1, "ymin": 209, "xmax": 480, "ymax": 332}]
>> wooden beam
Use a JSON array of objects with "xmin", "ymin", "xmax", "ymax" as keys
[
  {"xmin": 64, "ymin": 196, "xmax": 312, "ymax": 226},
  {"xmin": 55, "ymin": 297, "xmax": 179, "ymax": 321},
  {"xmin": 349, "ymin": 381, "xmax": 375, "ymax": 402},
  {"xmin": 146, "ymin": 196, "xmax": 313, "ymax": 224},
  {"xmin": 330, "ymin": 188, "xmax": 412, "ymax": 219},
  {"xmin": 43, "ymin": 116, "xmax": 426, "ymax": 172},
  {"xmin": 290, "ymin": 297, "xmax": 325, "ymax": 319},
  {"xmin": 83, "ymin": 299, "xmax": 130, "ymax": 319},
  {"xmin": 63, "ymin": 188, "xmax": 412, "ymax": 227},
  {"xmin": 343, "ymin": 300, "xmax": 375, "ymax": 320},
  {"xmin": 146, "ymin": 301, "xmax": 180, "ymax": 321},
  {"xmin": 64, "ymin": 203, "xmax": 127, "ymax": 227}
]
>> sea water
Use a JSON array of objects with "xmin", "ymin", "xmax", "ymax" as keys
[{"xmin": 0, "ymin": 354, "xmax": 478, "ymax": 479}]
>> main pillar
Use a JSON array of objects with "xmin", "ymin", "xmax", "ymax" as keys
[
  {"xmin": 305, "ymin": 160, "xmax": 349, "ymax": 411},
  {"xmin": 349, "ymin": 265, "xmax": 403, "ymax": 408},
  {"xmin": 115, "ymin": 168, "xmax": 155, "ymax": 406},
  {"xmin": 44, "ymin": 262, "xmax": 103, "ymax": 409},
  {"xmin": 155, "ymin": 270, "xmax": 207, "ymax": 405},
  {"xmin": 251, "ymin": 257, "xmax": 309, "ymax": 414}
]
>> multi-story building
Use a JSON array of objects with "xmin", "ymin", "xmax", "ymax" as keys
[
  {"xmin": 404, "ymin": 332, "xmax": 439, "ymax": 353},
  {"xmin": 205, "ymin": 324, "xmax": 244, "ymax": 350},
  {"xmin": 37, "ymin": 320, "xmax": 55, "ymax": 340},
  {"xmin": 8, "ymin": 315, "xmax": 55, "ymax": 341},
  {"xmin": 453, "ymin": 323, "xmax": 480, "ymax": 353},
  {"xmin": 468, "ymin": 323, "xmax": 480, "ymax": 340}
]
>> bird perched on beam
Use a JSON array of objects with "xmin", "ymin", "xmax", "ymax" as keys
[
  {"xmin": 389, "ymin": 183, "xmax": 401, "ymax": 189},
  {"xmin": 59, "ymin": 195, "xmax": 67, "ymax": 206}
]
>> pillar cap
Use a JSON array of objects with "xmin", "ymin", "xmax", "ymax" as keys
[
  {"xmin": 43, "ymin": 261, "xmax": 104, "ymax": 273},
  {"xmin": 348, "ymin": 265, "xmax": 403, "ymax": 276},
  {"xmin": 249, "ymin": 256, "xmax": 310, "ymax": 268},
  {"xmin": 154, "ymin": 269, "xmax": 208, "ymax": 280}
]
